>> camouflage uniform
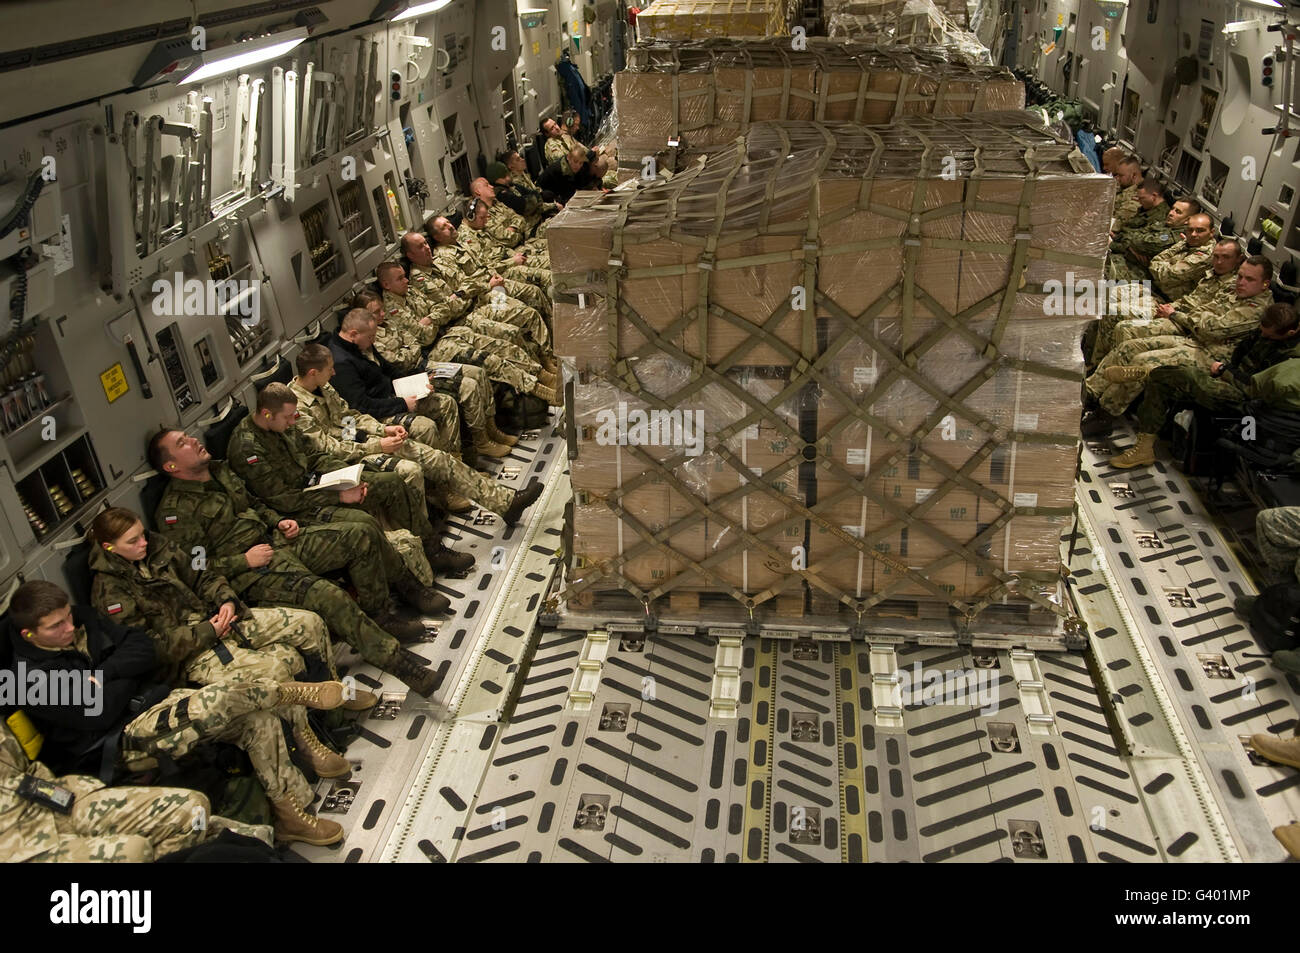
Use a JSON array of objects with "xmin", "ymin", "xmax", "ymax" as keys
[
  {"xmin": 1086, "ymin": 290, "xmax": 1275, "ymax": 415},
  {"xmin": 1112, "ymin": 183, "xmax": 1140, "ymax": 230},
  {"xmin": 1257, "ymin": 507, "xmax": 1300, "ymax": 581},
  {"xmin": 1096, "ymin": 268, "xmax": 1236, "ymax": 364},
  {"xmin": 88, "ymin": 534, "xmax": 333, "ymax": 686},
  {"xmin": 496, "ymin": 178, "xmax": 560, "ymax": 236},
  {"xmin": 486, "ymin": 201, "xmax": 550, "ymax": 262},
  {"xmin": 399, "ymin": 277, "xmax": 536, "ymax": 355},
  {"xmin": 288, "ymin": 378, "xmax": 516, "ymax": 513},
  {"xmin": 544, "ymin": 132, "xmax": 579, "ymax": 167},
  {"xmin": 226, "ymin": 414, "xmax": 435, "ymax": 544},
  {"xmin": 155, "ymin": 463, "xmax": 404, "ymax": 668},
  {"xmin": 443, "ymin": 235, "xmax": 554, "ymax": 321},
  {"xmin": 1105, "ymin": 201, "xmax": 1171, "ymax": 280},
  {"xmin": 1148, "ymin": 240, "xmax": 1215, "ymax": 302},
  {"xmin": 429, "ymin": 325, "xmax": 543, "ymax": 396},
  {"xmin": 428, "ymin": 243, "xmax": 554, "ymax": 336},
  {"xmin": 289, "ymin": 377, "xmax": 424, "ymax": 492},
  {"xmin": 1, "ymin": 724, "xmax": 268, "ymax": 862}
]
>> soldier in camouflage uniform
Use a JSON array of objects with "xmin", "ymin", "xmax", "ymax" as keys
[
  {"xmin": 403, "ymin": 230, "xmax": 556, "ymax": 363},
  {"xmin": 493, "ymin": 154, "xmax": 562, "ymax": 237},
  {"xmin": 147, "ymin": 429, "xmax": 440, "ymax": 698},
  {"xmin": 1, "ymin": 721, "xmax": 272, "ymax": 862},
  {"xmin": 4, "ymin": 581, "xmax": 349, "ymax": 845},
  {"xmin": 461, "ymin": 197, "xmax": 555, "ymax": 296},
  {"xmin": 542, "ymin": 116, "xmax": 580, "ymax": 167},
  {"xmin": 1110, "ymin": 156, "xmax": 1143, "ymax": 231},
  {"xmin": 226, "ymin": 384, "xmax": 459, "ymax": 600},
  {"xmin": 1092, "ymin": 237, "xmax": 1245, "ymax": 366},
  {"xmin": 472, "ymin": 177, "xmax": 550, "ymax": 263},
  {"xmin": 290, "ymin": 343, "xmax": 544, "ymax": 523},
  {"xmin": 1143, "ymin": 213, "xmax": 1216, "ymax": 301},
  {"xmin": 426, "ymin": 211, "xmax": 548, "ymax": 319},
  {"xmin": 1085, "ymin": 256, "xmax": 1276, "ymax": 418},
  {"xmin": 1256, "ymin": 507, "xmax": 1300, "ymax": 583},
  {"xmin": 1104, "ymin": 178, "xmax": 1170, "ymax": 280},
  {"xmin": 1107, "ymin": 195, "xmax": 1197, "ymax": 282},
  {"xmin": 1108, "ymin": 303, "xmax": 1300, "ymax": 468}
]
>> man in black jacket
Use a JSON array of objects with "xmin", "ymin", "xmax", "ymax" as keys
[
  {"xmin": 4, "ymin": 580, "xmax": 347, "ymax": 845},
  {"xmin": 327, "ymin": 308, "xmax": 460, "ymax": 456},
  {"xmin": 538, "ymin": 144, "xmax": 604, "ymax": 204}
]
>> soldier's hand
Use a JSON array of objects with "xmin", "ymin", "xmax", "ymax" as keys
[
  {"xmin": 214, "ymin": 601, "xmax": 238, "ymax": 630},
  {"xmin": 385, "ymin": 424, "xmax": 408, "ymax": 439},
  {"xmin": 209, "ymin": 612, "xmax": 232, "ymax": 637},
  {"xmin": 419, "ymin": 316, "xmax": 433, "ymax": 326},
  {"xmin": 1210, "ymin": 361, "xmax": 1225, "ymax": 377},
  {"xmin": 1155, "ymin": 302, "xmax": 1175, "ymax": 319},
  {"xmin": 512, "ymin": 253, "xmax": 526, "ymax": 265},
  {"xmin": 245, "ymin": 544, "xmax": 275, "ymax": 569},
  {"xmin": 403, "ymin": 395, "xmax": 419, "ymax": 412},
  {"xmin": 278, "ymin": 519, "xmax": 300, "ymax": 540},
  {"xmin": 380, "ymin": 434, "xmax": 405, "ymax": 453},
  {"xmin": 339, "ymin": 484, "xmax": 366, "ymax": 505},
  {"xmin": 489, "ymin": 275, "xmax": 505, "ymax": 288}
]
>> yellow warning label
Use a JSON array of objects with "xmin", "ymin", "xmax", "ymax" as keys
[
  {"xmin": 533, "ymin": 40, "xmax": 540, "ymax": 55},
  {"xmin": 1057, "ymin": 13, "xmax": 1063, "ymax": 26},
  {"xmin": 100, "ymin": 363, "xmax": 128, "ymax": 404}
]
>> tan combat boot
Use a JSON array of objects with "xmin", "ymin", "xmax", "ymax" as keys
[
  {"xmin": 486, "ymin": 419, "xmax": 518, "ymax": 447},
  {"xmin": 1250, "ymin": 733, "xmax": 1300, "ymax": 770},
  {"xmin": 533, "ymin": 383, "xmax": 563, "ymax": 407},
  {"xmin": 1275, "ymin": 823, "xmax": 1300, "ymax": 859},
  {"xmin": 473, "ymin": 430, "xmax": 512, "ymax": 458},
  {"xmin": 270, "ymin": 794, "xmax": 345, "ymax": 846},
  {"xmin": 537, "ymin": 369, "xmax": 558, "ymax": 388},
  {"xmin": 1107, "ymin": 433, "xmax": 1156, "ymax": 469},
  {"xmin": 293, "ymin": 726, "xmax": 352, "ymax": 779},
  {"xmin": 1101, "ymin": 364, "xmax": 1150, "ymax": 382},
  {"xmin": 444, "ymin": 492, "xmax": 476, "ymax": 513},
  {"xmin": 278, "ymin": 680, "xmax": 346, "ymax": 710},
  {"xmin": 342, "ymin": 688, "xmax": 380, "ymax": 712}
]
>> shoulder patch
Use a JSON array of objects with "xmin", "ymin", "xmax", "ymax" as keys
[
  {"xmin": 246, "ymin": 455, "xmax": 259, "ymax": 464},
  {"xmin": 106, "ymin": 603, "xmax": 122, "ymax": 614},
  {"xmin": 163, "ymin": 514, "xmax": 178, "ymax": 524}
]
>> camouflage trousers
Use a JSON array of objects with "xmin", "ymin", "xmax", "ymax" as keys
[
  {"xmin": 28, "ymin": 786, "xmax": 270, "ymax": 862},
  {"xmin": 286, "ymin": 511, "xmax": 410, "ymax": 615},
  {"xmin": 475, "ymin": 290, "xmax": 551, "ymax": 349},
  {"xmin": 1088, "ymin": 300, "xmax": 1163, "ymax": 364},
  {"xmin": 503, "ymin": 266, "xmax": 553, "ymax": 299},
  {"xmin": 121, "ymin": 678, "xmax": 312, "ymax": 805},
  {"xmin": 1257, "ymin": 507, "xmax": 1300, "ymax": 582},
  {"xmin": 1104, "ymin": 253, "xmax": 1151, "ymax": 284},
  {"xmin": 1086, "ymin": 334, "xmax": 1208, "ymax": 416},
  {"xmin": 184, "ymin": 605, "xmax": 333, "ymax": 687},
  {"xmin": 357, "ymin": 459, "xmax": 434, "ymax": 538},
  {"xmin": 432, "ymin": 327, "xmax": 541, "ymax": 395},
  {"xmin": 391, "ymin": 438, "xmax": 515, "ymax": 514},
  {"xmin": 382, "ymin": 392, "xmax": 460, "ymax": 453},
  {"xmin": 363, "ymin": 452, "xmax": 424, "ymax": 493},
  {"xmin": 500, "ymin": 277, "xmax": 552, "ymax": 319},
  {"xmin": 1133, "ymin": 364, "xmax": 1245, "ymax": 434}
]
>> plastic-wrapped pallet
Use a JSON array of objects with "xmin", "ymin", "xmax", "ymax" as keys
[
  {"xmin": 550, "ymin": 113, "xmax": 1112, "ymax": 625},
  {"xmin": 613, "ymin": 40, "xmax": 1022, "ymax": 170},
  {"xmin": 828, "ymin": 0, "xmax": 971, "ymax": 28},
  {"xmin": 826, "ymin": 0, "xmax": 993, "ymax": 65},
  {"xmin": 636, "ymin": 0, "xmax": 801, "ymax": 40}
]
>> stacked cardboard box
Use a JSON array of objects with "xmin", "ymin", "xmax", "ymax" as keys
[
  {"xmin": 825, "ymin": 0, "xmax": 992, "ymax": 64},
  {"xmin": 614, "ymin": 40, "xmax": 1022, "ymax": 167},
  {"xmin": 828, "ymin": 0, "xmax": 971, "ymax": 28},
  {"xmin": 551, "ymin": 113, "xmax": 1112, "ymax": 615},
  {"xmin": 636, "ymin": 0, "xmax": 800, "ymax": 40}
]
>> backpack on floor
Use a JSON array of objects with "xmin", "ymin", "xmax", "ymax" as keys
[{"xmin": 1248, "ymin": 581, "xmax": 1300, "ymax": 652}]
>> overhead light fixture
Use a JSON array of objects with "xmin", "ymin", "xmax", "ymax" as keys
[
  {"xmin": 372, "ymin": 0, "xmax": 454, "ymax": 22},
  {"xmin": 1096, "ymin": 0, "xmax": 1127, "ymax": 17},
  {"xmin": 134, "ymin": 28, "xmax": 308, "ymax": 88}
]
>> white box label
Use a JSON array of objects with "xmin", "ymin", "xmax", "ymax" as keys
[
  {"xmin": 1013, "ymin": 492, "xmax": 1039, "ymax": 507},
  {"xmin": 743, "ymin": 424, "xmax": 759, "ymax": 440},
  {"xmin": 846, "ymin": 448, "xmax": 868, "ymax": 465},
  {"xmin": 915, "ymin": 488, "xmax": 935, "ymax": 503},
  {"xmin": 1014, "ymin": 412, "xmax": 1039, "ymax": 431},
  {"xmin": 854, "ymin": 366, "xmax": 878, "ymax": 386},
  {"xmin": 841, "ymin": 525, "xmax": 863, "ymax": 537}
]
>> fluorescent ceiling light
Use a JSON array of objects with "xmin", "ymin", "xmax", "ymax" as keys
[
  {"xmin": 393, "ymin": 0, "xmax": 454, "ymax": 21},
  {"xmin": 1242, "ymin": 0, "xmax": 1283, "ymax": 8},
  {"xmin": 181, "ymin": 29, "xmax": 308, "ymax": 84}
]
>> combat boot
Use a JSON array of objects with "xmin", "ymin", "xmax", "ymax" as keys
[
  {"xmin": 486, "ymin": 419, "xmax": 518, "ymax": 447},
  {"xmin": 473, "ymin": 430, "xmax": 513, "ymax": 458},
  {"xmin": 342, "ymin": 688, "xmax": 380, "ymax": 711},
  {"xmin": 1275, "ymin": 823, "xmax": 1300, "ymax": 860},
  {"xmin": 270, "ymin": 794, "xmax": 344, "ymax": 846},
  {"xmin": 444, "ymin": 492, "xmax": 476, "ymax": 513},
  {"xmin": 293, "ymin": 726, "xmax": 352, "ymax": 779},
  {"xmin": 396, "ymin": 578, "xmax": 451, "ymax": 614},
  {"xmin": 278, "ymin": 680, "xmax": 346, "ymax": 710},
  {"xmin": 424, "ymin": 542, "xmax": 475, "ymax": 573},
  {"xmin": 1272, "ymin": 649, "xmax": 1300, "ymax": 675},
  {"xmin": 1234, "ymin": 595, "xmax": 1257, "ymax": 619},
  {"xmin": 372, "ymin": 608, "xmax": 428, "ymax": 644},
  {"xmin": 1249, "ymin": 733, "xmax": 1300, "ymax": 769},
  {"xmin": 1102, "ymin": 364, "xmax": 1150, "ymax": 383},
  {"xmin": 501, "ymin": 480, "xmax": 545, "ymax": 527},
  {"xmin": 1080, "ymin": 408, "xmax": 1115, "ymax": 438},
  {"xmin": 537, "ymin": 369, "xmax": 558, "ymax": 388},
  {"xmin": 1108, "ymin": 433, "xmax": 1156, "ymax": 469},
  {"xmin": 386, "ymin": 648, "xmax": 443, "ymax": 698}
]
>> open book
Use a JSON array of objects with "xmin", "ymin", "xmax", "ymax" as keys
[
  {"xmin": 304, "ymin": 463, "xmax": 364, "ymax": 492},
  {"xmin": 392, "ymin": 372, "xmax": 432, "ymax": 399}
]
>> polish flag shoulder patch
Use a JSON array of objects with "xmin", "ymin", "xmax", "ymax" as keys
[
  {"xmin": 163, "ymin": 514, "xmax": 178, "ymax": 525},
  {"xmin": 106, "ymin": 603, "xmax": 122, "ymax": 614},
  {"xmin": 246, "ymin": 455, "xmax": 259, "ymax": 464}
]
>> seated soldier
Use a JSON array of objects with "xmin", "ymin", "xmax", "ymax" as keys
[
  {"xmin": 87, "ymin": 507, "xmax": 361, "ymax": 781},
  {"xmin": 541, "ymin": 115, "xmax": 579, "ymax": 167},
  {"xmin": 490, "ymin": 153, "xmax": 562, "ymax": 236},
  {"xmin": 470, "ymin": 176, "xmax": 550, "ymax": 262},
  {"xmin": 1, "ymin": 719, "xmax": 273, "ymax": 862},
  {"xmin": 1104, "ymin": 177, "xmax": 1169, "ymax": 279},
  {"xmin": 1101, "ymin": 145, "xmax": 1125, "ymax": 175},
  {"xmin": 1110, "ymin": 156, "xmax": 1143, "ymax": 232},
  {"xmin": 460, "ymin": 197, "xmax": 553, "ymax": 298},
  {"xmin": 291, "ymin": 343, "xmax": 544, "ymax": 523},
  {"xmin": 1083, "ymin": 255, "xmax": 1275, "ymax": 435},
  {"xmin": 1107, "ymin": 302, "xmax": 1300, "ymax": 468},
  {"xmin": 358, "ymin": 286, "xmax": 540, "ymax": 449},
  {"xmin": 228, "ymin": 382, "xmax": 466, "ymax": 590},
  {"xmin": 1091, "ymin": 236, "xmax": 1244, "ymax": 367},
  {"xmin": 1107, "ymin": 196, "xmax": 1199, "ymax": 283},
  {"xmin": 428, "ymin": 211, "xmax": 553, "ymax": 318},
  {"xmin": 401, "ymin": 230, "xmax": 556, "ymax": 367},
  {"xmin": 539, "ymin": 143, "xmax": 605, "ymax": 204},
  {"xmin": 149, "ymin": 428, "xmax": 439, "ymax": 697},
  {"xmin": 5, "ymin": 581, "xmax": 348, "ymax": 845}
]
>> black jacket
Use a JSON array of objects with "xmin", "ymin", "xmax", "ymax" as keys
[
  {"xmin": 327, "ymin": 331, "xmax": 406, "ymax": 419},
  {"xmin": 537, "ymin": 157, "xmax": 600, "ymax": 204},
  {"xmin": 4, "ymin": 606, "xmax": 164, "ymax": 774}
]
